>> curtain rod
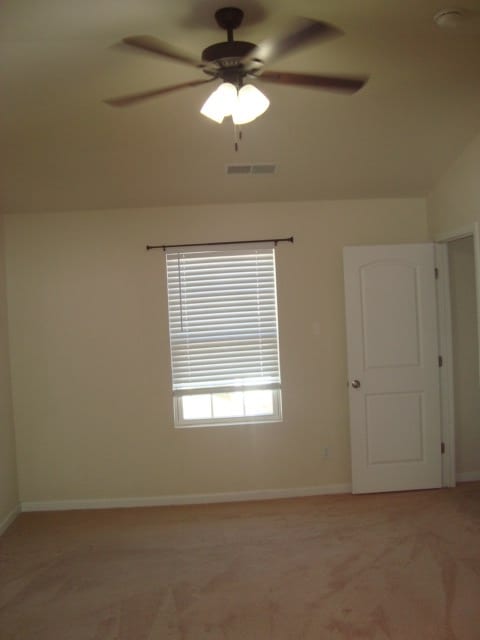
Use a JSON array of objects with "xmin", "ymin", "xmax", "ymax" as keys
[{"xmin": 146, "ymin": 236, "xmax": 294, "ymax": 251}]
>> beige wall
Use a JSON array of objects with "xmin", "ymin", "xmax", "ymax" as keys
[
  {"xmin": 427, "ymin": 130, "xmax": 480, "ymax": 236},
  {"xmin": 0, "ymin": 215, "xmax": 18, "ymax": 529},
  {"xmin": 448, "ymin": 237, "xmax": 480, "ymax": 476},
  {"xmin": 5, "ymin": 198, "xmax": 428, "ymax": 504}
]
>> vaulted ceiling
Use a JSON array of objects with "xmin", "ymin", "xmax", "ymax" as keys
[{"xmin": 2, "ymin": 0, "xmax": 480, "ymax": 214}]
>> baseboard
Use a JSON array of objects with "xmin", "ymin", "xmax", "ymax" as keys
[
  {"xmin": 21, "ymin": 483, "xmax": 352, "ymax": 512},
  {"xmin": 456, "ymin": 471, "xmax": 480, "ymax": 483},
  {"xmin": 0, "ymin": 504, "xmax": 20, "ymax": 536}
]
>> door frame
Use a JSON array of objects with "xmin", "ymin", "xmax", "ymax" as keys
[{"xmin": 434, "ymin": 221, "xmax": 480, "ymax": 487}]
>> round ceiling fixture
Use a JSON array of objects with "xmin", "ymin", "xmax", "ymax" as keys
[{"xmin": 433, "ymin": 8, "xmax": 466, "ymax": 28}]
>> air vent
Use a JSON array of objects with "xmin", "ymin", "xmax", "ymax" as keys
[
  {"xmin": 226, "ymin": 163, "xmax": 277, "ymax": 175},
  {"xmin": 226, "ymin": 164, "xmax": 251, "ymax": 175},
  {"xmin": 251, "ymin": 164, "xmax": 277, "ymax": 174}
]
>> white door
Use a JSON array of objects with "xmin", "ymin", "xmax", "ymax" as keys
[{"xmin": 343, "ymin": 244, "xmax": 442, "ymax": 494}]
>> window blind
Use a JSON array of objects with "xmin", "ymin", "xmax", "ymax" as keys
[{"xmin": 166, "ymin": 245, "xmax": 281, "ymax": 394}]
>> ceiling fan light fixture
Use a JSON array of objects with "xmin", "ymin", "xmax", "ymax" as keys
[
  {"xmin": 200, "ymin": 82, "xmax": 269, "ymax": 125},
  {"xmin": 200, "ymin": 82, "xmax": 238, "ymax": 123},
  {"xmin": 232, "ymin": 84, "xmax": 270, "ymax": 125}
]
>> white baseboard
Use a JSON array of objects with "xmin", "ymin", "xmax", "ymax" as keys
[
  {"xmin": 0, "ymin": 504, "xmax": 20, "ymax": 536},
  {"xmin": 456, "ymin": 471, "xmax": 480, "ymax": 483},
  {"xmin": 21, "ymin": 483, "xmax": 352, "ymax": 513}
]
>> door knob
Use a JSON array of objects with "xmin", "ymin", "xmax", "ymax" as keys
[{"xmin": 351, "ymin": 379, "xmax": 361, "ymax": 389}]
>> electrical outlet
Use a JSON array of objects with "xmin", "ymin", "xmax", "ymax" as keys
[{"xmin": 322, "ymin": 447, "xmax": 330, "ymax": 459}]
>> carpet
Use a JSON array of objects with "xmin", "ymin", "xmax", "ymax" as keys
[{"xmin": 1, "ymin": 483, "xmax": 479, "ymax": 639}]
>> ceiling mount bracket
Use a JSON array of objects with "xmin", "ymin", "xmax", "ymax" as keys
[{"xmin": 215, "ymin": 7, "xmax": 244, "ymax": 41}]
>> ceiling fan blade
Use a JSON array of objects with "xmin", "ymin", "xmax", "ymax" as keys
[
  {"xmin": 105, "ymin": 79, "xmax": 215, "ymax": 107},
  {"xmin": 243, "ymin": 18, "xmax": 342, "ymax": 68},
  {"xmin": 258, "ymin": 70, "xmax": 368, "ymax": 93},
  {"xmin": 122, "ymin": 35, "xmax": 203, "ymax": 68}
]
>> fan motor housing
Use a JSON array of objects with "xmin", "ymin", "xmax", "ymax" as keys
[{"xmin": 201, "ymin": 41, "xmax": 256, "ymax": 65}]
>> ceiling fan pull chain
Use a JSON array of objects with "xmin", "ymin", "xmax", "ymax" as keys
[
  {"xmin": 232, "ymin": 124, "xmax": 243, "ymax": 152},
  {"xmin": 234, "ymin": 123, "xmax": 239, "ymax": 152}
]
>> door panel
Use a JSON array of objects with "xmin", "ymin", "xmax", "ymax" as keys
[
  {"xmin": 366, "ymin": 392, "xmax": 424, "ymax": 464},
  {"xmin": 344, "ymin": 244, "xmax": 442, "ymax": 494},
  {"xmin": 362, "ymin": 262, "xmax": 421, "ymax": 367}
]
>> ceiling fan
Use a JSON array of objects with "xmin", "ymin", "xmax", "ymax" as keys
[{"xmin": 105, "ymin": 6, "xmax": 368, "ymax": 125}]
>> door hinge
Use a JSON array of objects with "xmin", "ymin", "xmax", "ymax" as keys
[
  {"xmin": 438, "ymin": 355, "xmax": 443, "ymax": 367},
  {"xmin": 434, "ymin": 267, "xmax": 439, "ymax": 279},
  {"xmin": 441, "ymin": 442, "xmax": 445, "ymax": 454}
]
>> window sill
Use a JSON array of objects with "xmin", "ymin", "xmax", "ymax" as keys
[{"xmin": 174, "ymin": 415, "xmax": 283, "ymax": 429}]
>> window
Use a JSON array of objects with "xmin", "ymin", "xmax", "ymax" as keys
[{"xmin": 165, "ymin": 243, "xmax": 282, "ymax": 427}]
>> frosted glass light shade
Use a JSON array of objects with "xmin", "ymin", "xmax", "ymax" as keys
[
  {"xmin": 200, "ymin": 82, "xmax": 270, "ymax": 125},
  {"xmin": 200, "ymin": 82, "xmax": 238, "ymax": 123},
  {"xmin": 232, "ymin": 84, "xmax": 270, "ymax": 125}
]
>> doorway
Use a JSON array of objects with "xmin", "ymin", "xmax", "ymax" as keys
[
  {"xmin": 448, "ymin": 236, "xmax": 480, "ymax": 481},
  {"xmin": 343, "ymin": 225, "xmax": 480, "ymax": 493},
  {"xmin": 436, "ymin": 221, "xmax": 480, "ymax": 486}
]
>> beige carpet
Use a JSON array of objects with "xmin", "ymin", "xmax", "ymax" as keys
[{"xmin": 1, "ymin": 483, "xmax": 480, "ymax": 639}]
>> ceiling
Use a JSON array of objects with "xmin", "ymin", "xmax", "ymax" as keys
[{"xmin": 2, "ymin": 0, "xmax": 480, "ymax": 214}]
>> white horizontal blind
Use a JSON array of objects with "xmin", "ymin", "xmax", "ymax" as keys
[{"xmin": 166, "ymin": 246, "xmax": 281, "ymax": 394}]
